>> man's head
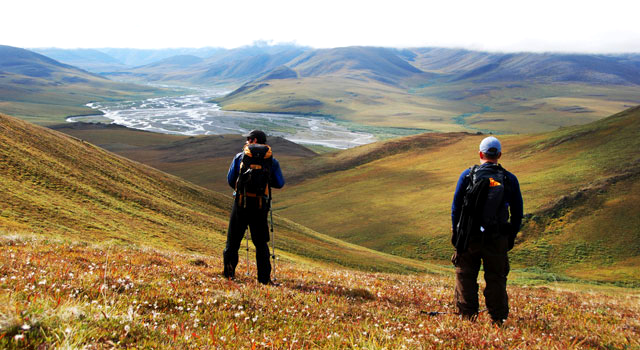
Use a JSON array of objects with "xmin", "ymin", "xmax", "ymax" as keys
[
  {"xmin": 243, "ymin": 130, "xmax": 267, "ymax": 144},
  {"xmin": 479, "ymin": 136, "xmax": 501, "ymax": 163}
]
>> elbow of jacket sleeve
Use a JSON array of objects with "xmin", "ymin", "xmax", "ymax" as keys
[
  {"xmin": 270, "ymin": 159, "xmax": 285, "ymax": 189},
  {"xmin": 271, "ymin": 175, "xmax": 285, "ymax": 189}
]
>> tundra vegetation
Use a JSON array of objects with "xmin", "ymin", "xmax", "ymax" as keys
[{"xmin": 1, "ymin": 234, "xmax": 638, "ymax": 349}]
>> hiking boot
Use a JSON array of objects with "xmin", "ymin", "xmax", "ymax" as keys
[
  {"xmin": 460, "ymin": 312, "xmax": 478, "ymax": 322},
  {"xmin": 491, "ymin": 318, "xmax": 506, "ymax": 327},
  {"xmin": 223, "ymin": 263, "xmax": 235, "ymax": 280},
  {"xmin": 259, "ymin": 279, "xmax": 280, "ymax": 286}
]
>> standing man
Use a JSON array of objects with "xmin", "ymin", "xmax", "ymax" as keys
[
  {"xmin": 224, "ymin": 130, "xmax": 285, "ymax": 285},
  {"xmin": 450, "ymin": 136, "xmax": 523, "ymax": 324}
]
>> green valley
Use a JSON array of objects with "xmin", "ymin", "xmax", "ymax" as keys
[{"xmin": 0, "ymin": 112, "xmax": 434, "ymax": 274}]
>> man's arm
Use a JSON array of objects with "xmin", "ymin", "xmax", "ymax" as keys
[
  {"xmin": 451, "ymin": 169, "xmax": 470, "ymax": 231},
  {"xmin": 227, "ymin": 153, "xmax": 242, "ymax": 189},
  {"xmin": 270, "ymin": 158, "xmax": 285, "ymax": 189},
  {"xmin": 507, "ymin": 172, "xmax": 523, "ymax": 234}
]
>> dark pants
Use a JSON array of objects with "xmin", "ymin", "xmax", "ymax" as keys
[
  {"xmin": 452, "ymin": 234, "xmax": 510, "ymax": 321},
  {"xmin": 223, "ymin": 199, "xmax": 271, "ymax": 284}
]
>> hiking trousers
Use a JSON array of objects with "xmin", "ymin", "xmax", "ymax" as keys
[
  {"xmin": 223, "ymin": 199, "xmax": 271, "ymax": 284},
  {"xmin": 452, "ymin": 234, "xmax": 510, "ymax": 322}
]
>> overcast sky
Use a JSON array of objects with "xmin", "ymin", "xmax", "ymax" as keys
[{"xmin": 4, "ymin": 0, "xmax": 639, "ymax": 53}]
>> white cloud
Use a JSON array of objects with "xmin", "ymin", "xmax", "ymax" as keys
[{"xmin": 2, "ymin": 0, "xmax": 639, "ymax": 52}]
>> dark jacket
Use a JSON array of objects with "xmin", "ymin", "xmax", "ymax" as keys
[
  {"xmin": 227, "ymin": 151, "xmax": 285, "ymax": 190},
  {"xmin": 451, "ymin": 162, "xmax": 523, "ymax": 236}
]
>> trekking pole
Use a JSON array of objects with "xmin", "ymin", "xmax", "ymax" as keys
[
  {"xmin": 245, "ymin": 230, "xmax": 250, "ymax": 276},
  {"xmin": 269, "ymin": 188, "xmax": 276, "ymax": 281}
]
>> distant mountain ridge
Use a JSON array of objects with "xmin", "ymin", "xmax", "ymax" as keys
[
  {"xmin": 32, "ymin": 47, "xmax": 127, "ymax": 73},
  {"xmin": 6, "ymin": 44, "xmax": 640, "ymax": 134},
  {"xmin": 446, "ymin": 53, "xmax": 640, "ymax": 85},
  {"xmin": 0, "ymin": 45, "xmax": 161, "ymax": 124},
  {"xmin": 0, "ymin": 45, "xmax": 100, "ymax": 79},
  {"xmin": 98, "ymin": 47, "xmax": 224, "ymax": 66},
  {"xmin": 28, "ymin": 45, "xmax": 640, "ymax": 86},
  {"xmin": 288, "ymin": 46, "xmax": 427, "ymax": 84}
]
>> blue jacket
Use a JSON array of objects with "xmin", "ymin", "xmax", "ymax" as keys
[
  {"xmin": 451, "ymin": 162, "xmax": 523, "ymax": 234},
  {"xmin": 227, "ymin": 151, "xmax": 285, "ymax": 190}
]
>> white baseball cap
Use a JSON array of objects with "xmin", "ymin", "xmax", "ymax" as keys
[{"xmin": 479, "ymin": 136, "xmax": 501, "ymax": 157}]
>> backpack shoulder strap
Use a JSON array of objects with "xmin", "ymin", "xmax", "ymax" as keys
[
  {"xmin": 496, "ymin": 164, "xmax": 510, "ymax": 190},
  {"xmin": 467, "ymin": 165, "xmax": 479, "ymax": 187}
]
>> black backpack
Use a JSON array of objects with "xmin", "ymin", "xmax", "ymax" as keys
[
  {"xmin": 235, "ymin": 144, "xmax": 273, "ymax": 209},
  {"xmin": 453, "ymin": 164, "xmax": 509, "ymax": 251}
]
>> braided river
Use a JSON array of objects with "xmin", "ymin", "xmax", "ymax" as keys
[{"xmin": 70, "ymin": 88, "xmax": 375, "ymax": 149}]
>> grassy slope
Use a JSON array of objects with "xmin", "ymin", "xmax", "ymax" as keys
[
  {"xmin": 1, "ymin": 234, "xmax": 638, "ymax": 349},
  {"xmin": 275, "ymin": 106, "xmax": 640, "ymax": 285},
  {"xmin": 0, "ymin": 113, "xmax": 436, "ymax": 274}
]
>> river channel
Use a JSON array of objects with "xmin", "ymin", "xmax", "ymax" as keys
[{"xmin": 70, "ymin": 88, "xmax": 375, "ymax": 149}]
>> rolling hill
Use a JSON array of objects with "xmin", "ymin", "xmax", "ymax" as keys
[
  {"xmin": 408, "ymin": 48, "xmax": 640, "ymax": 84},
  {"xmin": 448, "ymin": 53, "xmax": 640, "ymax": 84},
  {"xmin": 0, "ymin": 45, "xmax": 164, "ymax": 125},
  {"xmin": 271, "ymin": 106, "xmax": 640, "ymax": 285},
  {"xmin": 0, "ymin": 112, "xmax": 431, "ymax": 273},
  {"xmin": 49, "ymin": 122, "xmax": 317, "ymax": 193},
  {"xmin": 211, "ymin": 47, "xmax": 467, "ymax": 133},
  {"xmin": 29, "ymin": 45, "xmax": 640, "ymax": 134},
  {"xmin": 287, "ymin": 46, "xmax": 427, "ymax": 84},
  {"xmin": 105, "ymin": 45, "xmax": 310, "ymax": 86},
  {"xmin": 213, "ymin": 47, "xmax": 640, "ymax": 134}
]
